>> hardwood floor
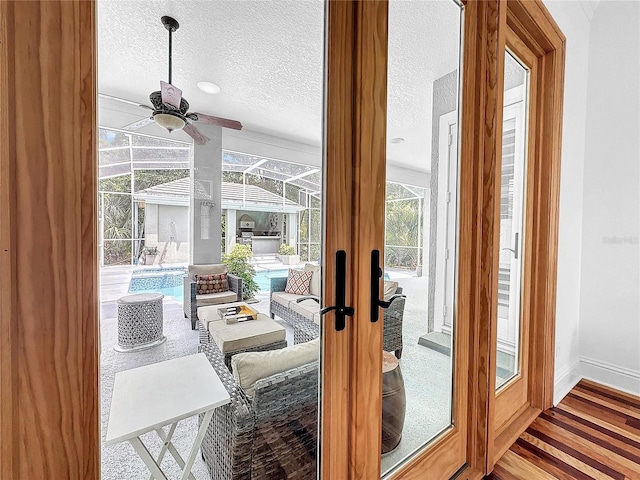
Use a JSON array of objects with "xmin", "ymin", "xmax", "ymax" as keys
[{"xmin": 488, "ymin": 380, "xmax": 640, "ymax": 479}]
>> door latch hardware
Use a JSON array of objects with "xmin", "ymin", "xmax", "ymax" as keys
[{"xmin": 319, "ymin": 250, "xmax": 354, "ymax": 331}]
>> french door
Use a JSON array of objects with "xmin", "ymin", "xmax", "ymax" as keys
[
  {"xmin": 1, "ymin": 0, "xmax": 565, "ymax": 479},
  {"xmin": 322, "ymin": 1, "xmax": 566, "ymax": 478},
  {"xmin": 487, "ymin": 5, "xmax": 567, "ymax": 469},
  {"xmin": 322, "ymin": 1, "xmax": 472, "ymax": 478}
]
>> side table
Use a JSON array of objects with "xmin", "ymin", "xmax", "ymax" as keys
[
  {"xmin": 381, "ymin": 351, "xmax": 406, "ymax": 454},
  {"xmin": 105, "ymin": 353, "xmax": 230, "ymax": 480},
  {"xmin": 115, "ymin": 293, "xmax": 166, "ymax": 352}
]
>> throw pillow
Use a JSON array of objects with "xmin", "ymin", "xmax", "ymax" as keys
[
  {"xmin": 284, "ymin": 269, "xmax": 313, "ymax": 295},
  {"xmin": 196, "ymin": 273, "xmax": 229, "ymax": 295}
]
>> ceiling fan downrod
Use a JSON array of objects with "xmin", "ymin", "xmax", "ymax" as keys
[{"xmin": 161, "ymin": 16, "xmax": 180, "ymax": 85}]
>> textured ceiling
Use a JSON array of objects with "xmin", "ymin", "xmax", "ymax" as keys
[{"xmin": 98, "ymin": 0, "xmax": 462, "ymax": 173}]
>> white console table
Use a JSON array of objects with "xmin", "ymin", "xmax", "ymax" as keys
[{"xmin": 105, "ymin": 353, "xmax": 230, "ymax": 480}]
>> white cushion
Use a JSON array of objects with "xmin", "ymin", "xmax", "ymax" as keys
[
  {"xmin": 290, "ymin": 298, "xmax": 320, "ymax": 321},
  {"xmin": 232, "ymin": 338, "xmax": 320, "ymax": 398},
  {"xmin": 383, "ymin": 281, "xmax": 399, "ymax": 301},
  {"xmin": 209, "ymin": 314, "xmax": 286, "ymax": 354},
  {"xmin": 196, "ymin": 290, "xmax": 237, "ymax": 307},
  {"xmin": 271, "ymin": 291, "xmax": 303, "ymax": 309},
  {"xmin": 189, "ymin": 264, "xmax": 227, "ymax": 280},
  {"xmin": 303, "ymin": 263, "xmax": 321, "ymax": 297}
]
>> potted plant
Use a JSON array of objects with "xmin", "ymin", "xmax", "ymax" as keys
[
  {"xmin": 142, "ymin": 246, "xmax": 158, "ymax": 265},
  {"xmin": 278, "ymin": 244, "xmax": 300, "ymax": 265},
  {"xmin": 223, "ymin": 244, "xmax": 260, "ymax": 300}
]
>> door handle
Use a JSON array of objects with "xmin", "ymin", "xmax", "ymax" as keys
[
  {"xmin": 370, "ymin": 250, "xmax": 406, "ymax": 323},
  {"xmin": 319, "ymin": 250, "xmax": 354, "ymax": 331},
  {"xmin": 502, "ymin": 232, "xmax": 519, "ymax": 259}
]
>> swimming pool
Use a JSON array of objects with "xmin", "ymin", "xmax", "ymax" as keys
[
  {"xmin": 127, "ymin": 266, "xmax": 294, "ymax": 304},
  {"xmin": 253, "ymin": 268, "xmax": 293, "ymax": 292},
  {"xmin": 128, "ymin": 266, "xmax": 188, "ymax": 302}
]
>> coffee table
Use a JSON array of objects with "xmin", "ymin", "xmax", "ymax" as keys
[
  {"xmin": 105, "ymin": 353, "xmax": 229, "ymax": 480},
  {"xmin": 197, "ymin": 302, "xmax": 287, "ymax": 369}
]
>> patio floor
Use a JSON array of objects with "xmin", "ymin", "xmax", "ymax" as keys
[{"xmin": 100, "ymin": 262, "xmax": 453, "ymax": 479}]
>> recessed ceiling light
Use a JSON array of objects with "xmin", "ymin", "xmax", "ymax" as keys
[
  {"xmin": 391, "ymin": 137, "xmax": 405, "ymax": 144},
  {"xmin": 197, "ymin": 81, "xmax": 221, "ymax": 94}
]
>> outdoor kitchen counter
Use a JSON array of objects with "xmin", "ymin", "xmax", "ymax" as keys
[{"xmin": 250, "ymin": 236, "xmax": 281, "ymax": 254}]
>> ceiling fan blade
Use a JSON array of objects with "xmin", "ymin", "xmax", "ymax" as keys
[
  {"xmin": 98, "ymin": 93, "xmax": 153, "ymax": 111},
  {"xmin": 122, "ymin": 116, "xmax": 155, "ymax": 131},
  {"xmin": 183, "ymin": 123, "xmax": 210, "ymax": 145},
  {"xmin": 160, "ymin": 81, "xmax": 182, "ymax": 109},
  {"xmin": 191, "ymin": 112, "xmax": 243, "ymax": 131}
]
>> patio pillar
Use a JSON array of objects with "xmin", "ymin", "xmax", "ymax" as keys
[
  {"xmin": 190, "ymin": 124, "xmax": 223, "ymax": 265},
  {"xmin": 226, "ymin": 208, "xmax": 237, "ymax": 255},
  {"xmin": 287, "ymin": 213, "xmax": 298, "ymax": 251}
]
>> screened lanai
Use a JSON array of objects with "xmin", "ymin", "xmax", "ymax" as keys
[{"xmin": 99, "ymin": 126, "xmax": 426, "ymax": 270}]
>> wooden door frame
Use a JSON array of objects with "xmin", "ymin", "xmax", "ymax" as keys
[
  {"xmin": 0, "ymin": 1, "xmax": 99, "ymax": 479},
  {"xmin": 321, "ymin": 2, "xmax": 356, "ymax": 478},
  {"xmin": 481, "ymin": 0, "xmax": 566, "ymax": 472},
  {"xmin": 0, "ymin": 0, "xmax": 563, "ymax": 478}
]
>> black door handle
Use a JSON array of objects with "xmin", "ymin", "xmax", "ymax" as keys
[
  {"xmin": 371, "ymin": 250, "xmax": 382, "ymax": 323},
  {"xmin": 370, "ymin": 250, "xmax": 406, "ymax": 323},
  {"xmin": 319, "ymin": 250, "xmax": 354, "ymax": 331}
]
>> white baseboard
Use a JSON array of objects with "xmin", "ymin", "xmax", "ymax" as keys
[
  {"xmin": 554, "ymin": 360, "xmax": 582, "ymax": 405},
  {"xmin": 580, "ymin": 356, "xmax": 640, "ymax": 397}
]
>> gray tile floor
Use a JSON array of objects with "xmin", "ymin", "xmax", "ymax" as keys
[{"xmin": 100, "ymin": 265, "xmax": 454, "ymax": 479}]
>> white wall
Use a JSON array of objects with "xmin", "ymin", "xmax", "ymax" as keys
[
  {"xmin": 578, "ymin": 0, "xmax": 640, "ymax": 395},
  {"xmin": 543, "ymin": 0, "xmax": 592, "ymax": 403}
]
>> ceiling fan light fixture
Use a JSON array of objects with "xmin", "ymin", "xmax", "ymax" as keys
[
  {"xmin": 197, "ymin": 81, "xmax": 221, "ymax": 94},
  {"xmin": 154, "ymin": 112, "xmax": 186, "ymax": 132}
]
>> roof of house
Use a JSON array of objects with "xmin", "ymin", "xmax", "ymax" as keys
[{"xmin": 133, "ymin": 178, "xmax": 304, "ymax": 213}]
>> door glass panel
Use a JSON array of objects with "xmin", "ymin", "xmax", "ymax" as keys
[
  {"xmin": 496, "ymin": 51, "xmax": 529, "ymax": 390},
  {"xmin": 382, "ymin": 0, "xmax": 463, "ymax": 475},
  {"xmin": 97, "ymin": 2, "xmax": 325, "ymax": 478}
]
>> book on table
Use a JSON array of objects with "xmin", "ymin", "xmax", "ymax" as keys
[{"xmin": 218, "ymin": 305, "xmax": 258, "ymax": 324}]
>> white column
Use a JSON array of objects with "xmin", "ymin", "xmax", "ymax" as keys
[
  {"xmin": 287, "ymin": 213, "xmax": 298, "ymax": 251},
  {"xmin": 225, "ymin": 209, "xmax": 237, "ymax": 255},
  {"xmin": 190, "ymin": 124, "xmax": 223, "ymax": 265}
]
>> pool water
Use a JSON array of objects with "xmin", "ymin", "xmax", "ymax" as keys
[
  {"xmin": 254, "ymin": 268, "xmax": 292, "ymax": 292},
  {"xmin": 128, "ymin": 267, "xmax": 188, "ymax": 302},
  {"xmin": 127, "ymin": 266, "xmax": 297, "ymax": 304}
]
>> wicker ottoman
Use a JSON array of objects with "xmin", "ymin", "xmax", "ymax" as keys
[
  {"xmin": 115, "ymin": 293, "xmax": 166, "ymax": 352},
  {"xmin": 198, "ymin": 305, "xmax": 287, "ymax": 369}
]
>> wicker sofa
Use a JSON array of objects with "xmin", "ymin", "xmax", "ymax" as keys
[
  {"xmin": 198, "ymin": 340, "xmax": 318, "ymax": 480},
  {"xmin": 183, "ymin": 264, "xmax": 243, "ymax": 330},
  {"xmin": 270, "ymin": 273, "xmax": 406, "ymax": 358}
]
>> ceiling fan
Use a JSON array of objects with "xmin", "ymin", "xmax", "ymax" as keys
[{"xmin": 105, "ymin": 15, "xmax": 242, "ymax": 145}]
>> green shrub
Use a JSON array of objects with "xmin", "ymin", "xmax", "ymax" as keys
[
  {"xmin": 223, "ymin": 244, "xmax": 259, "ymax": 300},
  {"xmin": 278, "ymin": 244, "xmax": 296, "ymax": 256}
]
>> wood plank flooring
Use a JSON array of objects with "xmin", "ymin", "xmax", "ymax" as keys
[{"xmin": 488, "ymin": 380, "xmax": 640, "ymax": 480}]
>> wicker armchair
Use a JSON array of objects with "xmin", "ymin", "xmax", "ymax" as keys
[
  {"xmin": 198, "ymin": 341, "xmax": 318, "ymax": 480},
  {"xmin": 183, "ymin": 265, "xmax": 243, "ymax": 330},
  {"xmin": 270, "ymin": 277, "xmax": 406, "ymax": 358}
]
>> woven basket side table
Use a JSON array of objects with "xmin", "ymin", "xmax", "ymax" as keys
[{"xmin": 115, "ymin": 293, "xmax": 166, "ymax": 352}]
